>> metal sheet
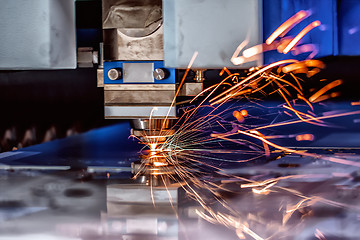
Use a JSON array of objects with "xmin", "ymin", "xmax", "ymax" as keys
[
  {"xmin": 107, "ymin": 184, "xmax": 177, "ymax": 204},
  {"xmin": 0, "ymin": 120, "xmax": 360, "ymax": 239}
]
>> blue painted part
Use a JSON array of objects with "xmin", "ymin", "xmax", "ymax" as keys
[
  {"xmin": 263, "ymin": 0, "xmax": 336, "ymax": 64},
  {"xmin": 338, "ymin": 0, "xmax": 360, "ymax": 56},
  {"xmin": 0, "ymin": 122, "xmax": 139, "ymax": 171},
  {"xmin": 103, "ymin": 61, "xmax": 176, "ymax": 84}
]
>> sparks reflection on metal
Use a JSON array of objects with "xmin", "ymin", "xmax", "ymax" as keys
[{"xmin": 128, "ymin": 11, "xmax": 360, "ymax": 240}]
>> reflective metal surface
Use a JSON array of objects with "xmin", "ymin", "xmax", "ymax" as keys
[{"xmin": 0, "ymin": 119, "xmax": 360, "ymax": 239}]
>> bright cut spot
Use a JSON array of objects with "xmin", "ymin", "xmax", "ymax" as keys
[{"xmin": 149, "ymin": 143, "xmax": 158, "ymax": 151}]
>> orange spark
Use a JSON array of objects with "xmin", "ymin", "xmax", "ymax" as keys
[
  {"xmin": 231, "ymin": 39, "xmax": 249, "ymax": 65},
  {"xmin": 304, "ymin": 59, "xmax": 326, "ymax": 69},
  {"xmin": 311, "ymin": 92, "xmax": 341, "ymax": 103},
  {"xmin": 297, "ymin": 94, "xmax": 314, "ymax": 111},
  {"xmin": 283, "ymin": 197, "xmax": 316, "ymax": 224},
  {"xmin": 153, "ymin": 161, "xmax": 168, "ymax": 167},
  {"xmin": 243, "ymin": 44, "xmax": 263, "ymax": 58},
  {"xmin": 241, "ymin": 110, "xmax": 248, "ymax": 117},
  {"xmin": 211, "ymin": 59, "xmax": 299, "ymax": 105},
  {"xmin": 282, "ymin": 104, "xmax": 323, "ymax": 124},
  {"xmin": 315, "ymin": 229, "xmax": 326, "ymax": 240},
  {"xmin": 266, "ymin": 10, "xmax": 311, "ymax": 45},
  {"xmin": 309, "ymin": 79, "xmax": 343, "ymax": 102},
  {"xmin": 283, "ymin": 20, "xmax": 321, "ymax": 54},
  {"xmin": 219, "ymin": 67, "xmax": 232, "ymax": 76},
  {"xmin": 233, "ymin": 111, "xmax": 245, "ymax": 122},
  {"xmin": 296, "ymin": 134, "xmax": 314, "ymax": 141},
  {"xmin": 252, "ymin": 181, "xmax": 278, "ymax": 195},
  {"xmin": 282, "ymin": 62, "xmax": 308, "ymax": 73}
]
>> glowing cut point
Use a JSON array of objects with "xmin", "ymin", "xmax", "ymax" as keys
[{"xmin": 149, "ymin": 143, "xmax": 158, "ymax": 151}]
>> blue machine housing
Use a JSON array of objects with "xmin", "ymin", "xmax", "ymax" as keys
[
  {"xmin": 338, "ymin": 0, "xmax": 360, "ymax": 56},
  {"xmin": 103, "ymin": 61, "xmax": 176, "ymax": 85}
]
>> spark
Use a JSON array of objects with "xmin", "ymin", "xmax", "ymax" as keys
[
  {"xmin": 282, "ymin": 20, "xmax": 321, "ymax": 54},
  {"xmin": 315, "ymin": 229, "xmax": 326, "ymax": 240},
  {"xmin": 243, "ymin": 44, "xmax": 263, "ymax": 58},
  {"xmin": 296, "ymin": 134, "xmax": 314, "ymax": 141},
  {"xmin": 266, "ymin": 10, "xmax": 311, "ymax": 45},
  {"xmin": 233, "ymin": 110, "xmax": 245, "ymax": 122},
  {"xmin": 309, "ymin": 79, "xmax": 343, "ymax": 102},
  {"xmin": 220, "ymin": 67, "xmax": 232, "ymax": 76},
  {"xmin": 241, "ymin": 110, "xmax": 248, "ymax": 117},
  {"xmin": 231, "ymin": 38, "xmax": 250, "ymax": 65},
  {"xmin": 211, "ymin": 59, "xmax": 299, "ymax": 105},
  {"xmin": 161, "ymin": 51, "xmax": 199, "ymax": 132}
]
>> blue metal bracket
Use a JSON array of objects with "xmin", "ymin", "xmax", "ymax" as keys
[{"xmin": 103, "ymin": 61, "xmax": 176, "ymax": 84}]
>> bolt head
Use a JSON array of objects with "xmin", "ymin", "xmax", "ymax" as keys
[
  {"xmin": 107, "ymin": 68, "xmax": 122, "ymax": 80},
  {"xmin": 153, "ymin": 68, "xmax": 167, "ymax": 80}
]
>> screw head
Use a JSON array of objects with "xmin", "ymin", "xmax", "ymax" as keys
[
  {"xmin": 107, "ymin": 68, "xmax": 122, "ymax": 80},
  {"xmin": 153, "ymin": 68, "xmax": 167, "ymax": 80}
]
